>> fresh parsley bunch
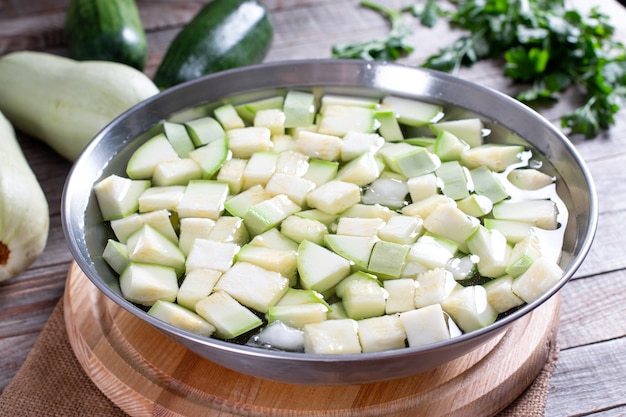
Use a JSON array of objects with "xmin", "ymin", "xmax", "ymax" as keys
[
  {"xmin": 424, "ymin": 0, "xmax": 626, "ymax": 138},
  {"xmin": 333, "ymin": 0, "xmax": 626, "ymax": 138}
]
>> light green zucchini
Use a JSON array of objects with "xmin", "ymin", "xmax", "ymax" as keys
[
  {"xmin": 0, "ymin": 111, "xmax": 49, "ymax": 282},
  {"xmin": 0, "ymin": 51, "xmax": 159, "ymax": 161}
]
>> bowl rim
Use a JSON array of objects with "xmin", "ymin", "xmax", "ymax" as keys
[{"xmin": 61, "ymin": 58, "xmax": 599, "ymax": 365}]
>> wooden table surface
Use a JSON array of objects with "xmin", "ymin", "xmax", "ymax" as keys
[{"xmin": 1, "ymin": 1, "xmax": 626, "ymax": 416}]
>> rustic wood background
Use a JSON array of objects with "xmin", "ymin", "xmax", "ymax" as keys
[{"xmin": 1, "ymin": 1, "xmax": 626, "ymax": 415}]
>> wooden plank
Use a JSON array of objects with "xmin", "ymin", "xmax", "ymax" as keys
[
  {"xmin": 545, "ymin": 337, "xmax": 626, "ymax": 416},
  {"xmin": 571, "ymin": 209, "xmax": 626, "ymax": 279},
  {"xmin": 557, "ymin": 270, "xmax": 626, "ymax": 349}
]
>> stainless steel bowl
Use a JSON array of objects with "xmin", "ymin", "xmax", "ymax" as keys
[{"xmin": 62, "ymin": 59, "xmax": 597, "ymax": 385}]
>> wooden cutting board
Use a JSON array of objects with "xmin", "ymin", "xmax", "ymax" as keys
[{"xmin": 63, "ymin": 262, "xmax": 560, "ymax": 417}]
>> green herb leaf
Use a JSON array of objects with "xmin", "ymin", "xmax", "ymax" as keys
[
  {"xmin": 332, "ymin": 1, "xmax": 414, "ymax": 61},
  {"xmin": 420, "ymin": 1, "xmax": 626, "ymax": 138}
]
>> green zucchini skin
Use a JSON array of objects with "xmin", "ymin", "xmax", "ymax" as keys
[
  {"xmin": 153, "ymin": 0, "xmax": 274, "ymax": 90},
  {"xmin": 65, "ymin": 0, "xmax": 148, "ymax": 71}
]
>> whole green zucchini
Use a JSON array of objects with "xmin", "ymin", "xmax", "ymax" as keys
[
  {"xmin": 65, "ymin": 0, "xmax": 148, "ymax": 71},
  {"xmin": 0, "ymin": 51, "xmax": 159, "ymax": 161},
  {"xmin": 153, "ymin": 0, "xmax": 274, "ymax": 89}
]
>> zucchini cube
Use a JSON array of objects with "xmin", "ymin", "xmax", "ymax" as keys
[
  {"xmin": 317, "ymin": 104, "xmax": 375, "ymax": 136},
  {"xmin": 267, "ymin": 303, "xmax": 329, "ymax": 329},
  {"xmin": 407, "ymin": 233, "xmax": 458, "ymax": 270},
  {"xmin": 431, "ymin": 117, "xmax": 484, "ymax": 148},
  {"xmin": 185, "ymin": 238, "xmax": 239, "ymax": 273},
  {"xmin": 511, "ymin": 257, "xmax": 564, "ymax": 303},
  {"xmin": 224, "ymin": 184, "xmax": 271, "ymax": 218},
  {"xmin": 384, "ymin": 278, "xmax": 416, "ymax": 314},
  {"xmin": 120, "ymin": 262, "xmax": 179, "ymax": 307},
  {"xmin": 441, "ymin": 285, "xmax": 497, "ymax": 333},
  {"xmin": 102, "ymin": 239, "xmax": 130, "ymax": 275},
  {"xmin": 163, "ymin": 121, "xmax": 195, "ymax": 158},
  {"xmin": 178, "ymin": 217, "xmax": 216, "ymax": 255},
  {"xmin": 335, "ymin": 272, "xmax": 387, "ymax": 320},
  {"xmin": 188, "ymin": 136, "xmax": 230, "ymax": 179},
  {"xmin": 357, "ymin": 315, "xmax": 407, "ymax": 353},
  {"xmin": 379, "ymin": 142, "xmax": 441, "ymax": 178},
  {"xmin": 296, "ymin": 130, "xmax": 342, "ymax": 161},
  {"xmin": 336, "ymin": 217, "xmax": 386, "ymax": 237},
  {"xmin": 126, "ymin": 133, "xmax": 181, "ymax": 180},
  {"xmin": 483, "ymin": 275, "xmax": 524, "ymax": 314},
  {"xmin": 126, "ymin": 224, "xmax": 186, "ymax": 276},
  {"xmin": 214, "ymin": 261, "xmax": 290, "ymax": 313},
  {"xmin": 470, "ymin": 166, "xmax": 509, "ymax": 203},
  {"xmin": 227, "ymin": 126, "xmax": 272, "ymax": 158},
  {"xmin": 367, "ymin": 240, "xmax": 410, "ymax": 279},
  {"xmin": 177, "ymin": 268, "xmax": 222, "ymax": 311},
  {"xmin": 208, "ymin": 216, "xmax": 249, "ymax": 246},
  {"xmin": 94, "ymin": 174, "xmax": 150, "ymax": 221},
  {"xmin": 275, "ymin": 150, "xmax": 310, "ymax": 176},
  {"xmin": 297, "ymin": 240, "xmax": 351, "ymax": 293},
  {"xmin": 280, "ymin": 215, "xmax": 328, "ymax": 246},
  {"xmin": 324, "ymin": 234, "xmax": 377, "ymax": 270},
  {"xmin": 242, "ymin": 151, "xmax": 279, "ymax": 189},
  {"xmin": 177, "ymin": 180, "xmax": 229, "ymax": 220},
  {"xmin": 249, "ymin": 228, "xmax": 299, "ymax": 251},
  {"xmin": 110, "ymin": 209, "xmax": 178, "ymax": 243},
  {"xmin": 243, "ymin": 194, "xmax": 302, "ymax": 236},
  {"xmin": 265, "ymin": 173, "xmax": 316, "ymax": 206},
  {"xmin": 306, "ymin": 180, "xmax": 361, "ymax": 215},
  {"xmin": 340, "ymin": 131, "xmax": 385, "ymax": 161},
  {"xmin": 138, "ymin": 185, "xmax": 185, "ymax": 213},
  {"xmin": 213, "ymin": 103, "xmax": 245, "ymax": 131},
  {"xmin": 152, "ymin": 158, "xmax": 203, "ymax": 187},
  {"xmin": 254, "ymin": 108, "xmax": 286, "ymax": 136},
  {"xmin": 399, "ymin": 303, "xmax": 453, "ymax": 347},
  {"xmin": 466, "ymin": 226, "xmax": 512, "ymax": 278},
  {"xmin": 235, "ymin": 244, "xmax": 298, "ymax": 284},
  {"xmin": 196, "ymin": 291, "xmax": 263, "ymax": 339},
  {"xmin": 377, "ymin": 215, "xmax": 423, "ymax": 244},
  {"xmin": 380, "ymin": 95, "xmax": 443, "ymax": 126},
  {"xmin": 217, "ymin": 158, "xmax": 248, "ymax": 195},
  {"xmin": 184, "ymin": 116, "xmax": 225, "ymax": 147},
  {"xmin": 148, "ymin": 300, "xmax": 216, "ymax": 337},
  {"xmin": 283, "ymin": 90, "xmax": 316, "ymax": 128},
  {"xmin": 413, "ymin": 268, "xmax": 459, "ymax": 309},
  {"xmin": 303, "ymin": 319, "xmax": 361, "ymax": 354}
]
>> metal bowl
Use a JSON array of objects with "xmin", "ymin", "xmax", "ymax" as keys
[{"xmin": 62, "ymin": 59, "xmax": 597, "ymax": 385}]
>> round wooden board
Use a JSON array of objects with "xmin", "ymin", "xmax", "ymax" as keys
[{"xmin": 64, "ymin": 262, "xmax": 560, "ymax": 417}]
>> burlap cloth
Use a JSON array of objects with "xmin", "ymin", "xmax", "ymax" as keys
[{"xmin": 0, "ymin": 299, "xmax": 559, "ymax": 416}]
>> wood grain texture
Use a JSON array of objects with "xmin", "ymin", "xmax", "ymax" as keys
[
  {"xmin": 0, "ymin": 1, "xmax": 626, "ymax": 416},
  {"xmin": 64, "ymin": 263, "xmax": 559, "ymax": 417}
]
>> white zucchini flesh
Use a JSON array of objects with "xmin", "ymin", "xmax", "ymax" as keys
[
  {"xmin": 248, "ymin": 321, "xmax": 304, "ymax": 351},
  {"xmin": 357, "ymin": 315, "xmax": 407, "ymax": 353},
  {"xmin": 214, "ymin": 261, "xmax": 290, "ymax": 314},
  {"xmin": 441, "ymin": 286, "xmax": 497, "ymax": 333},
  {"xmin": 93, "ymin": 89, "xmax": 570, "ymax": 355},
  {"xmin": 119, "ymin": 262, "xmax": 179, "ymax": 307},
  {"xmin": 384, "ymin": 278, "xmax": 417, "ymax": 314},
  {"xmin": 94, "ymin": 175, "xmax": 150, "ymax": 220},
  {"xmin": 303, "ymin": 319, "xmax": 362, "ymax": 354},
  {"xmin": 148, "ymin": 300, "xmax": 216, "ymax": 337},
  {"xmin": 297, "ymin": 240, "xmax": 351, "ymax": 293},
  {"xmin": 195, "ymin": 291, "xmax": 263, "ymax": 339},
  {"xmin": 399, "ymin": 303, "xmax": 452, "ymax": 347},
  {"xmin": 177, "ymin": 268, "xmax": 222, "ymax": 311}
]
